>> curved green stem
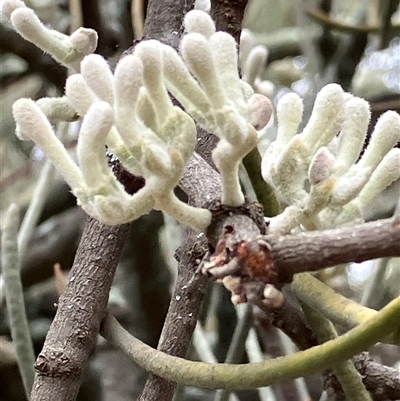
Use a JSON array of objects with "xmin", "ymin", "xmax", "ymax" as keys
[
  {"xmin": 101, "ymin": 293, "xmax": 400, "ymax": 390},
  {"xmin": 242, "ymin": 148, "xmax": 280, "ymax": 217},
  {"xmin": 291, "ymin": 273, "xmax": 377, "ymax": 330},
  {"xmin": 301, "ymin": 303, "xmax": 372, "ymax": 401}
]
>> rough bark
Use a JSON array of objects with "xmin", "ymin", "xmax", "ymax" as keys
[
  {"xmin": 143, "ymin": 0, "xmax": 195, "ymax": 48},
  {"xmin": 353, "ymin": 352, "xmax": 400, "ymax": 401},
  {"xmin": 253, "ymin": 291, "xmax": 318, "ymax": 351},
  {"xmin": 133, "ymin": 1, "xmax": 223, "ymax": 399},
  {"xmin": 204, "ymin": 216, "xmax": 400, "ymax": 292},
  {"xmin": 136, "ymin": 229, "xmax": 209, "ymax": 401},
  {"xmin": 136, "ymin": 155, "xmax": 221, "ymax": 400},
  {"xmin": 210, "ymin": 0, "xmax": 249, "ymax": 44},
  {"xmin": 30, "ymin": 218, "xmax": 130, "ymax": 401},
  {"xmin": 269, "ymin": 216, "xmax": 400, "ymax": 283},
  {"xmin": 324, "ymin": 352, "xmax": 400, "ymax": 400}
]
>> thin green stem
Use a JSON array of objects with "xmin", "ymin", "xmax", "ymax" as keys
[
  {"xmin": 215, "ymin": 304, "xmax": 253, "ymax": 401},
  {"xmin": 193, "ymin": 323, "xmax": 218, "ymax": 364},
  {"xmin": 242, "ymin": 148, "xmax": 280, "ymax": 217},
  {"xmin": 245, "ymin": 328, "xmax": 276, "ymax": 401},
  {"xmin": 101, "ymin": 293, "xmax": 400, "ymax": 390},
  {"xmin": 18, "ymin": 159, "xmax": 54, "ymax": 258},
  {"xmin": 1, "ymin": 204, "xmax": 35, "ymax": 399},
  {"xmin": 291, "ymin": 273, "xmax": 377, "ymax": 331},
  {"xmin": 302, "ymin": 303, "xmax": 372, "ymax": 401},
  {"xmin": 360, "ymin": 258, "xmax": 389, "ymax": 308}
]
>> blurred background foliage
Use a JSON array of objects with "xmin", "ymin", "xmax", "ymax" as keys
[{"xmin": 0, "ymin": 0, "xmax": 399, "ymax": 400}]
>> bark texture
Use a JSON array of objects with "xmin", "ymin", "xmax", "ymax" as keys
[
  {"xmin": 210, "ymin": 0, "xmax": 249, "ymax": 43},
  {"xmin": 30, "ymin": 218, "xmax": 130, "ymax": 401},
  {"xmin": 205, "ymin": 216, "xmax": 400, "ymax": 291},
  {"xmin": 136, "ymin": 229, "xmax": 209, "ymax": 401},
  {"xmin": 143, "ymin": 0, "xmax": 194, "ymax": 48}
]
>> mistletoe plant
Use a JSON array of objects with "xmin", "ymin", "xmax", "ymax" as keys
[
  {"xmin": 2, "ymin": 1, "xmax": 400, "ymax": 400},
  {"xmin": 7, "ymin": 1, "xmax": 398, "ymax": 237}
]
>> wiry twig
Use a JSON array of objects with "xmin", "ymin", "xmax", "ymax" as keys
[
  {"xmin": 1, "ymin": 204, "xmax": 35, "ymax": 399},
  {"xmin": 306, "ymin": 7, "xmax": 400, "ymax": 34}
]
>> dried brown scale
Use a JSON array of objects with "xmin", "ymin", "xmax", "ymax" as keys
[{"xmin": 236, "ymin": 238, "xmax": 278, "ymax": 285}]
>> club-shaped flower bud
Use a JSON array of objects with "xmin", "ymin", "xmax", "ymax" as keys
[
  {"xmin": 8, "ymin": 6, "xmax": 97, "ymax": 71},
  {"xmin": 181, "ymin": 33, "xmax": 225, "ymax": 110},
  {"xmin": 357, "ymin": 111, "xmax": 400, "ymax": 171},
  {"xmin": 77, "ymin": 101, "xmax": 114, "ymax": 188},
  {"xmin": 81, "ymin": 54, "xmax": 115, "ymax": 105},
  {"xmin": 336, "ymin": 97, "xmax": 370, "ymax": 171},
  {"xmin": 65, "ymin": 74, "xmax": 96, "ymax": 116},
  {"xmin": 12, "ymin": 98, "xmax": 83, "ymax": 189},
  {"xmin": 209, "ymin": 31, "xmax": 244, "ymax": 108},
  {"xmin": 276, "ymin": 92, "xmax": 303, "ymax": 144},
  {"xmin": 184, "ymin": 9, "xmax": 215, "ymax": 38},
  {"xmin": 301, "ymin": 84, "xmax": 344, "ymax": 153},
  {"xmin": 135, "ymin": 41, "xmax": 174, "ymax": 125},
  {"xmin": 356, "ymin": 148, "xmax": 400, "ymax": 209},
  {"xmin": 242, "ymin": 46, "xmax": 268, "ymax": 87}
]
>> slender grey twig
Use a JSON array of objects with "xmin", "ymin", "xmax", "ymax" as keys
[{"xmin": 1, "ymin": 204, "xmax": 35, "ymax": 399}]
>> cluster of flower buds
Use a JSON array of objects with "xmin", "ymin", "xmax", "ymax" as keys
[
  {"xmin": 6, "ymin": 3, "xmax": 272, "ymax": 230},
  {"xmin": 161, "ymin": 11, "xmax": 272, "ymax": 206},
  {"xmin": 262, "ymin": 84, "xmax": 400, "ymax": 234}
]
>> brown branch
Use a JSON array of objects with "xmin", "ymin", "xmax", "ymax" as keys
[
  {"xmin": 133, "ymin": 2, "xmax": 231, "ymax": 399},
  {"xmin": 353, "ymin": 352, "xmax": 400, "ymax": 401},
  {"xmin": 324, "ymin": 352, "xmax": 400, "ymax": 401},
  {"xmin": 136, "ymin": 229, "xmax": 209, "ymax": 401},
  {"xmin": 29, "ymin": 168, "xmax": 145, "ymax": 401},
  {"xmin": 269, "ymin": 216, "xmax": 400, "ymax": 283},
  {"xmin": 210, "ymin": 0, "xmax": 249, "ymax": 44},
  {"xmin": 30, "ymin": 218, "xmax": 130, "ymax": 401},
  {"xmin": 136, "ymin": 155, "xmax": 222, "ymax": 400},
  {"xmin": 253, "ymin": 291, "xmax": 318, "ymax": 351},
  {"xmin": 142, "ymin": 0, "xmax": 194, "ymax": 48},
  {"xmin": 204, "ymin": 216, "xmax": 400, "ymax": 293}
]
